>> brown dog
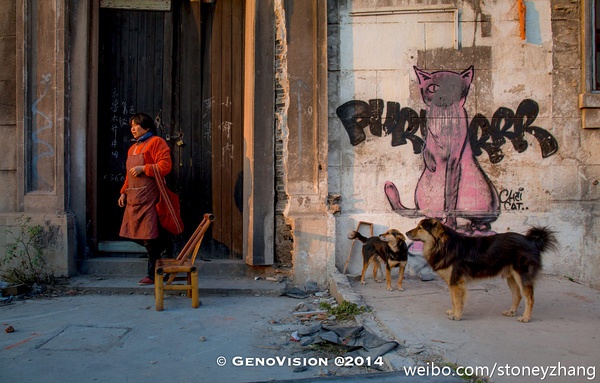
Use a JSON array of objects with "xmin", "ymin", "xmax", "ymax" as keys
[
  {"xmin": 349, "ymin": 229, "xmax": 408, "ymax": 291},
  {"xmin": 406, "ymin": 218, "xmax": 556, "ymax": 322}
]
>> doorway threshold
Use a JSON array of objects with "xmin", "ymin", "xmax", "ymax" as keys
[{"xmin": 97, "ymin": 241, "xmax": 146, "ymax": 258}]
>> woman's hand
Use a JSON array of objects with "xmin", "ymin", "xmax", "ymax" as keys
[
  {"xmin": 129, "ymin": 166, "xmax": 145, "ymax": 177},
  {"xmin": 118, "ymin": 194, "xmax": 127, "ymax": 207}
]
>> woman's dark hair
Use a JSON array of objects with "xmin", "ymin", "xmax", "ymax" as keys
[{"xmin": 129, "ymin": 113, "xmax": 157, "ymax": 135}]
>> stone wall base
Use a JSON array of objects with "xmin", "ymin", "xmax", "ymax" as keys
[{"xmin": 0, "ymin": 213, "xmax": 77, "ymax": 280}]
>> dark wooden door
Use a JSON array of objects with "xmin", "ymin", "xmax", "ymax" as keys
[
  {"xmin": 209, "ymin": 0, "xmax": 245, "ymax": 258},
  {"xmin": 170, "ymin": 0, "xmax": 244, "ymax": 259},
  {"xmin": 97, "ymin": 8, "xmax": 172, "ymax": 245},
  {"xmin": 96, "ymin": 2, "xmax": 244, "ymax": 259}
]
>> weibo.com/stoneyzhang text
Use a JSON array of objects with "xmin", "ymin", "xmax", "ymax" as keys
[{"xmin": 403, "ymin": 362, "xmax": 596, "ymax": 381}]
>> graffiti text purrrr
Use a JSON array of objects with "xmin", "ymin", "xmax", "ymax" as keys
[{"xmin": 336, "ymin": 98, "xmax": 558, "ymax": 163}]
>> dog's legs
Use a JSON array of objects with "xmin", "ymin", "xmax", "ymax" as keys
[
  {"xmin": 372, "ymin": 258, "xmax": 382, "ymax": 283},
  {"xmin": 502, "ymin": 274, "xmax": 522, "ymax": 317},
  {"xmin": 447, "ymin": 282, "xmax": 466, "ymax": 320},
  {"xmin": 519, "ymin": 277, "xmax": 535, "ymax": 323},
  {"xmin": 396, "ymin": 262, "xmax": 406, "ymax": 291},
  {"xmin": 510, "ymin": 271, "xmax": 534, "ymax": 323},
  {"xmin": 360, "ymin": 255, "xmax": 371, "ymax": 285},
  {"xmin": 385, "ymin": 267, "xmax": 393, "ymax": 291},
  {"xmin": 447, "ymin": 285, "xmax": 458, "ymax": 318}
]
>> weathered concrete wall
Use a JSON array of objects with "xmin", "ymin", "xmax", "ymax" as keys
[
  {"xmin": 328, "ymin": 0, "xmax": 600, "ymax": 287},
  {"xmin": 552, "ymin": 0, "xmax": 600, "ymax": 286},
  {"xmin": 0, "ymin": 0, "xmax": 77, "ymax": 280},
  {"xmin": 0, "ymin": 214, "xmax": 76, "ymax": 279},
  {"xmin": 278, "ymin": 0, "xmax": 334, "ymax": 286},
  {"xmin": 0, "ymin": 0, "xmax": 17, "ymax": 213},
  {"xmin": 2, "ymin": 0, "xmax": 597, "ymax": 289},
  {"xmin": 274, "ymin": 0, "xmax": 294, "ymax": 268},
  {"xmin": 0, "ymin": 1, "xmax": 20, "ymax": 278}
]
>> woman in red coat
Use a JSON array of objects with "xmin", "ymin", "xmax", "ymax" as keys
[{"xmin": 118, "ymin": 113, "xmax": 173, "ymax": 285}]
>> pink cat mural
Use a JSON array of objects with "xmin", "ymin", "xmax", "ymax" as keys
[{"xmin": 385, "ymin": 66, "xmax": 500, "ymax": 231}]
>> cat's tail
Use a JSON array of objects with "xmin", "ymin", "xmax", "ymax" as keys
[
  {"xmin": 385, "ymin": 181, "xmax": 411, "ymax": 211},
  {"xmin": 385, "ymin": 181, "xmax": 424, "ymax": 218}
]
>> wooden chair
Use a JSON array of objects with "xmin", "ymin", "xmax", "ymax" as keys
[{"xmin": 154, "ymin": 213, "xmax": 215, "ymax": 311}]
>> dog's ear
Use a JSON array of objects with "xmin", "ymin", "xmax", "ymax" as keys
[
  {"xmin": 430, "ymin": 220, "xmax": 445, "ymax": 237},
  {"xmin": 420, "ymin": 218, "xmax": 435, "ymax": 232},
  {"xmin": 389, "ymin": 229, "xmax": 405, "ymax": 240},
  {"xmin": 420, "ymin": 218, "xmax": 443, "ymax": 235}
]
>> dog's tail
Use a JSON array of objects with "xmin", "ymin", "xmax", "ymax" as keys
[
  {"xmin": 526, "ymin": 227, "xmax": 558, "ymax": 254},
  {"xmin": 348, "ymin": 231, "xmax": 368, "ymax": 243}
]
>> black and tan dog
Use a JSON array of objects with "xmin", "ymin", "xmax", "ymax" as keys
[
  {"xmin": 406, "ymin": 218, "xmax": 557, "ymax": 323},
  {"xmin": 349, "ymin": 229, "xmax": 408, "ymax": 291}
]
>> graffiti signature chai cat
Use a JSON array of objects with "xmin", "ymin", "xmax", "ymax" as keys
[{"xmin": 385, "ymin": 66, "xmax": 500, "ymax": 230}]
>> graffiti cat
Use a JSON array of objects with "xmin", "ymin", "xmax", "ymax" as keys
[{"xmin": 385, "ymin": 66, "xmax": 500, "ymax": 230}]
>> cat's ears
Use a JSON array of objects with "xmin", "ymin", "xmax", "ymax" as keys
[
  {"xmin": 461, "ymin": 66, "xmax": 474, "ymax": 86},
  {"xmin": 413, "ymin": 65, "xmax": 475, "ymax": 86},
  {"xmin": 414, "ymin": 66, "xmax": 431, "ymax": 84}
]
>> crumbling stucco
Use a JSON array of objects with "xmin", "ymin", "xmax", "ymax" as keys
[
  {"xmin": 329, "ymin": 0, "xmax": 600, "ymax": 288},
  {"xmin": 274, "ymin": 0, "xmax": 294, "ymax": 267}
]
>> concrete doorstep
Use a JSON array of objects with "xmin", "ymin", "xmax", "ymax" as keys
[{"xmin": 60, "ymin": 274, "xmax": 289, "ymax": 298}]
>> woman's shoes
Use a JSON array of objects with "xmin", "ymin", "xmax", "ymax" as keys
[{"xmin": 138, "ymin": 276, "xmax": 154, "ymax": 285}]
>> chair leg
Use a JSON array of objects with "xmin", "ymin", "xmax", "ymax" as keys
[
  {"xmin": 155, "ymin": 272, "xmax": 164, "ymax": 311},
  {"xmin": 191, "ymin": 270, "xmax": 199, "ymax": 309},
  {"xmin": 186, "ymin": 273, "xmax": 192, "ymax": 298}
]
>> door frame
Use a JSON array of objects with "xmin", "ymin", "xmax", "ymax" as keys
[
  {"xmin": 87, "ymin": 0, "xmax": 275, "ymax": 265},
  {"xmin": 242, "ymin": 1, "xmax": 275, "ymax": 265}
]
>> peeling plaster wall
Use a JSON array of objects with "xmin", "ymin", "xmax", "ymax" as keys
[
  {"xmin": 0, "ymin": 0, "xmax": 18, "ymax": 275},
  {"xmin": 274, "ymin": 0, "xmax": 294, "ymax": 268},
  {"xmin": 0, "ymin": 0, "xmax": 17, "ymax": 212},
  {"xmin": 328, "ymin": 0, "xmax": 600, "ymax": 287},
  {"xmin": 0, "ymin": 0, "xmax": 77, "ymax": 279},
  {"xmin": 279, "ymin": 0, "xmax": 333, "ymax": 286}
]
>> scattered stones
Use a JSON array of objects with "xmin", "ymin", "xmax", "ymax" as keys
[
  {"xmin": 1, "ymin": 284, "xmax": 30, "ymax": 297},
  {"xmin": 282, "ymin": 287, "xmax": 308, "ymax": 299},
  {"xmin": 31, "ymin": 284, "xmax": 45, "ymax": 294},
  {"xmin": 258, "ymin": 275, "xmax": 286, "ymax": 283},
  {"xmin": 305, "ymin": 281, "xmax": 319, "ymax": 294},
  {"xmin": 420, "ymin": 272, "xmax": 436, "ymax": 282},
  {"xmin": 5, "ymin": 325, "xmax": 15, "ymax": 333},
  {"xmin": 406, "ymin": 343, "xmax": 426, "ymax": 355},
  {"xmin": 319, "ymin": 369, "xmax": 332, "ymax": 376}
]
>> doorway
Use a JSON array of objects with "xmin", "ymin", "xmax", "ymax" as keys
[{"xmin": 95, "ymin": 1, "xmax": 244, "ymax": 259}]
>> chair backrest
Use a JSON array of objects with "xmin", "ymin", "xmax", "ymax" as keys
[{"xmin": 176, "ymin": 213, "xmax": 215, "ymax": 265}]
